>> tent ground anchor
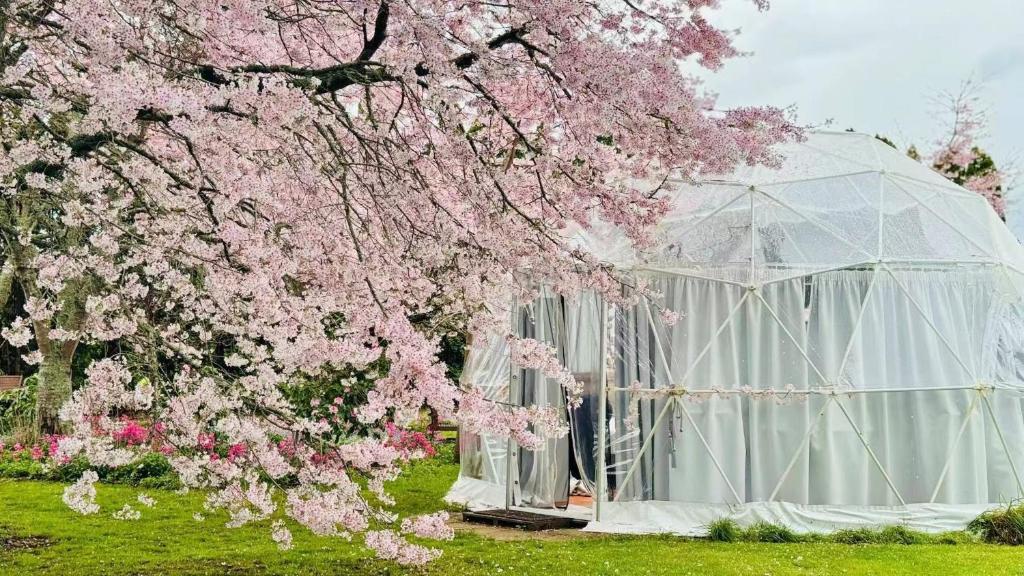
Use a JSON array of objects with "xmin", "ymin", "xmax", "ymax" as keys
[{"xmin": 462, "ymin": 509, "xmax": 587, "ymax": 531}]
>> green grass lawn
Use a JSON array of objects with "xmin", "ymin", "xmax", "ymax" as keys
[{"xmin": 2, "ymin": 453, "xmax": 1024, "ymax": 575}]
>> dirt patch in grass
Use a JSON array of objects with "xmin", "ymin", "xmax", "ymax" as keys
[
  {"xmin": 1, "ymin": 534, "xmax": 51, "ymax": 551},
  {"xmin": 0, "ymin": 523, "xmax": 51, "ymax": 552}
]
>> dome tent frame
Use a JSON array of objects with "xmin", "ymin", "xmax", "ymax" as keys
[{"xmin": 448, "ymin": 132, "xmax": 1024, "ymax": 535}]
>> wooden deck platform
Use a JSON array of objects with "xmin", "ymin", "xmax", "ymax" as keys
[{"xmin": 462, "ymin": 509, "xmax": 587, "ymax": 531}]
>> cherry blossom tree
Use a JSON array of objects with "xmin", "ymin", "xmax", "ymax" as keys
[
  {"xmin": 0, "ymin": 152, "xmax": 132, "ymax": 431},
  {"xmin": 874, "ymin": 82, "xmax": 1011, "ymax": 219},
  {"xmin": 0, "ymin": 0, "xmax": 796, "ymax": 562},
  {"xmin": 929, "ymin": 81, "xmax": 1010, "ymax": 218}
]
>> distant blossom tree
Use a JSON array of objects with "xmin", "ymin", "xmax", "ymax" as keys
[
  {"xmin": 0, "ymin": 0, "xmax": 796, "ymax": 562},
  {"xmin": 871, "ymin": 82, "xmax": 1010, "ymax": 219},
  {"xmin": 929, "ymin": 83, "xmax": 1009, "ymax": 218}
]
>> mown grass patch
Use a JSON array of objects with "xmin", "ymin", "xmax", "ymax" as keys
[{"xmin": 2, "ymin": 451, "xmax": 1024, "ymax": 575}]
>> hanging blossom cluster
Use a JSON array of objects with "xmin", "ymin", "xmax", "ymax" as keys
[
  {"xmin": 660, "ymin": 308, "xmax": 683, "ymax": 327},
  {"xmin": 365, "ymin": 529, "xmax": 442, "ymax": 565},
  {"xmin": 0, "ymin": 316, "xmax": 32, "ymax": 347},
  {"xmin": 62, "ymin": 471, "xmax": 100, "ymax": 515},
  {"xmin": 458, "ymin": 388, "xmax": 568, "ymax": 450},
  {"xmin": 271, "ymin": 520, "xmax": 294, "ymax": 551},
  {"xmin": 511, "ymin": 337, "xmax": 583, "ymax": 403},
  {"xmin": 0, "ymin": 0, "xmax": 796, "ymax": 563}
]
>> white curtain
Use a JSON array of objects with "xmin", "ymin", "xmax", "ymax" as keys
[
  {"xmin": 611, "ymin": 276, "xmax": 811, "ymax": 503},
  {"xmin": 805, "ymin": 269, "xmax": 1024, "ymax": 505},
  {"xmin": 453, "ymin": 268, "xmax": 1024, "ymax": 514},
  {"xmin": 607, "ymin": 268, "xmax": 1024, "ymax": 507},
  {"xmin": 455, "ymin": 293, "xmax": 574, "ymax": 509},
  {"xmin": 515, "ymin": 292, "xmax": 571, "ymax": 508},
  {"xmin": 562, "ymin": 292, "xmax": 604, "ymax": 493},
  {"xmin": 457, "ymin": 332, "xmax": 512, "ymax": 488}
]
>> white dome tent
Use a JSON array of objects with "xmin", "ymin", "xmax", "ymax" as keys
[{"xmin": 447, "ymin": 131, "xmax": 1024, "ymax": 535}]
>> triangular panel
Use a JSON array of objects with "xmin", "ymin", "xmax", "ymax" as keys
[
  {"xmin": 753, "ymin": 176, "xmax": 880, "ymax": 284},
  {"xmin": 880, "ymin": 177, "xmax": 989, "ymax": 263},
  {"xmin": 646, "ymin": 186, "xmax": 753, "ymax": 284}
]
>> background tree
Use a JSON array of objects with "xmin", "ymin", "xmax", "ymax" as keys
[
  {"xmin": 0, "ymin": 160, "xmax": 139, "ymax": 432},
  {"xmin": 871, "ymin": 81, "xmax": 1011, "ymax": 218},
  {"xmin": 929, "ymin": 82, "xmax": 1009, "ymax": 218}
]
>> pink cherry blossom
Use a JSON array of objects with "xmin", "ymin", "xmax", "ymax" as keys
[
  {"xmin": 0, "ymin": 0, "xmax": 795, "ymax": 564},
  {"xmin": 401, "ymin": 512, "xmax": 455, "ymax": 541},
  {"xmin": 1, "ymin": 317, "xmax": 32, "ymax": 347},
  {"xmin": 271, "ymin": 520, "xmax": 294, "ymax": 551},
  {"xmin": 660, "ymin": 309, "xmax": 682, "ymax": 327},
  {"xmin": 926, "ymin": 81, "xmax": 1010, "ymax": 217}
]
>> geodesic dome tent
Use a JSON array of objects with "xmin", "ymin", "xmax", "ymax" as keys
[{"xmin": 447, "ymin": 131, "xmax": 1024, "ymax": 534}]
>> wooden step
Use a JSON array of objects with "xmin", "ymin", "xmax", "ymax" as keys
[{"xmin": 462, "ymin": 509, "xmax": 586, "ymax": 531}]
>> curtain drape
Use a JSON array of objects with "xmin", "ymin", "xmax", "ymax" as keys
[
  {"xmin": 604, "ymin": 269, "xmax": 1024, "ymax": 506},
  {"xmin": 455, "ymin": 268, "xmax": 1024, "ymax": 512}
]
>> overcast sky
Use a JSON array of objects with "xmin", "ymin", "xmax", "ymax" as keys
[{"xmin": 700, "ymin": 0, "xmax": 1024, "ymax": 236}]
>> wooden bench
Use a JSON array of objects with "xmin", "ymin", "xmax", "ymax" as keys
[{"xmin": 0, "ymin": 375, "xmax": 23, "ymax": 392}]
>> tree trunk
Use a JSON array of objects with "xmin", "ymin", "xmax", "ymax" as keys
[
  {"xmin": 0, "ymin": 261, "xmax": 14, "ymax": 309},
  {"xmin": 35, "ymin": 356, "xmax": 72, "ymax": 434}
]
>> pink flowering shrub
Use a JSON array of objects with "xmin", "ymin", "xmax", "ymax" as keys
[
  {"xmin": 384, "ymin": 423, "xmax": 438, "ymax": 458},
  {"xmin": 0, "ymin": 431, "xmax": 177, "ymax": 489},
  {"xmin": 226, "ymin": 443, "xmax": 248, "ymax": 462},
  {"xmin": 0, "ymin": 434, "xmax": 70, "ymax": 465},
  {"xmin": 196, "ymin": 433, "xmax": 216, "ymax": 453},
  {"xmin": 111, "ymin": 419, "xmax": 149, "ymax": 446}
]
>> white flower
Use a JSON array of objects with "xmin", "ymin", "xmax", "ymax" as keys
[
  {"xmin": 48, "ymin": 327, "xmax": 80, "ymax": 342},
  {"xmin": 62, "ymin": 471, "xmax": 100, "ymax": 515},
  {"xmin": 271, "ymin": 520, "xmax": 293, "ymax": 551},
  {"xmin": 1, "ymin": 317, "xmax": 33, "ymax": 347},
  {"xmin": 133, "ymin": 379, "xmax": 154, "ymax": 409},
  {"xmin": 137, "ymin": 493, "xmax": 157, "ymax": 508},
  {"xmin": 23, "ymin": 297, "xmax": 54, "ymax": 322},
  {"xmin": 112, "ymin": 504, "xmax": 141, "ymax": 521},
  {"xmin": 54, "ymin": 436, "xmax": 85, "ymax": 462}
]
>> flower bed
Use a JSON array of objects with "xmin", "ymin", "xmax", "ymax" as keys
[{"xmin": 0, "ymin": 420, "xmax": 178, "ymax": 489}]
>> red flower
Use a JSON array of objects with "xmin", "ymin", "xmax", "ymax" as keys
[
  {"xmin": 112, "ymin": 420, "xmax": 149, "ymax": 446},
  {"xmin": 226, "ymin": 443, "xmax": 247, "ymax": 462}
]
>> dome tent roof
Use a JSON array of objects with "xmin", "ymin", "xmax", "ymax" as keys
[{"xmin": 578, "ymin": 131, "xmax": 1024, "ymax": 287}]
